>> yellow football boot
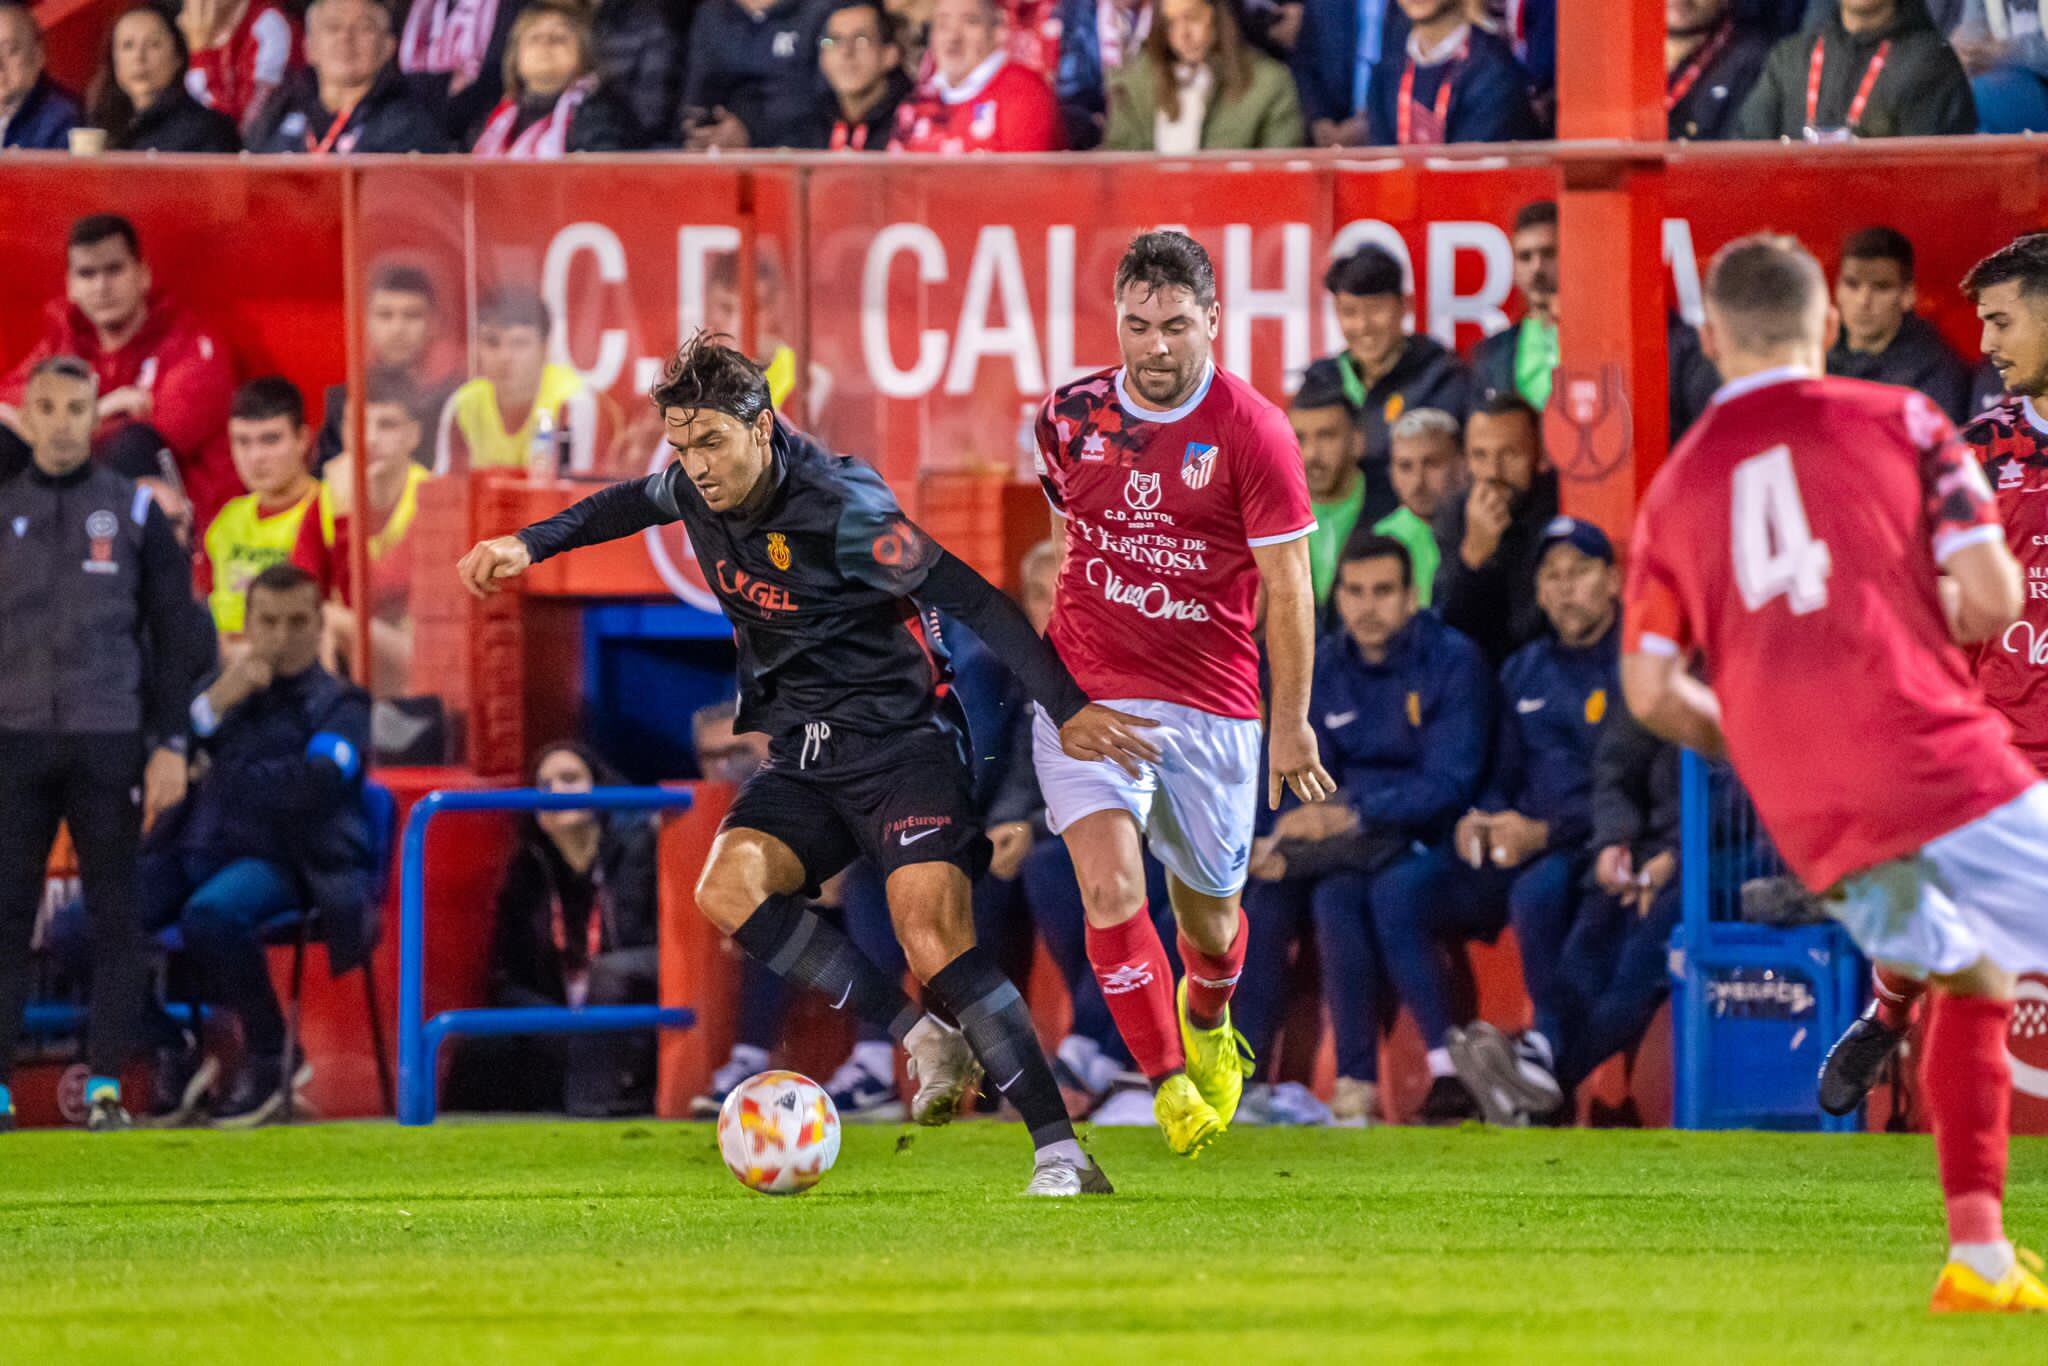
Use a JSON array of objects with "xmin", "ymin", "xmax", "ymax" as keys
[
  {"xmin": 1152, "ymin": 1073, "xmax": 1223, "ymax": 1157},
  {"xmin": 1177, "ymin": 978, "xmax": 1256, "ymax": 1126},
  {"xmin": 1930, "ymin": 1247, "xmax": 2048, "ymax": 1313}
]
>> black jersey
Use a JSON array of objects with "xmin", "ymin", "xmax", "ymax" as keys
[{"xmin": 519, "ymin": 423, "xmax": 971, "ymax": 748}]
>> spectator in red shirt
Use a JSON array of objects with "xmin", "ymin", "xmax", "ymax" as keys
[
  {"xmin": 177, "ymin": 0, "xmax": 297, "ymax": 138},
  {"xmin": 0, "ymin": 214, "xmax": 239, "ymax": 527},
  {"xmin": 890, "ymin": 0, "xmax": 1065, "ymax": 150}
]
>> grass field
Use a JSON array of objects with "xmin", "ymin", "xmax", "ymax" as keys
[{"xmin": 6, "ymin": 1121, "xmax": 2048, "ymax": 1363}]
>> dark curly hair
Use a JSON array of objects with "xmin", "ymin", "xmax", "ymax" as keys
[
  {"xmin": 1114, "ymin": 230, "xmax": 1217, "ymax": 309},
  {"xmin": 1964, "ymin": 233, "xmax": 2048, "ymax": 301},
  {"xmin": 648, "ymin": 330, "xmax": 772, "ymax": 424}
]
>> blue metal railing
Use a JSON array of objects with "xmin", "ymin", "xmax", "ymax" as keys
[{"xmin": 396, "ymin": 786, "xmax": 698, "ymax": 1125}]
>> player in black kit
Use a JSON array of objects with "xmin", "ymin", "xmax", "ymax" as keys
[{"xmin": 458, "ymin": 334, "xmax": 1157, "ymax": 1195}]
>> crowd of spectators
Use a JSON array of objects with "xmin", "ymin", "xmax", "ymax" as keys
[{"xmin": 6, "ymin": 0, "xmax": 2048, "ymax": 157}]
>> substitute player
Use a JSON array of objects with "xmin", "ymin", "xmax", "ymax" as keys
[
  {"xmin": 1034, "ymin": 231, "xmax": 1334, "ymax": 1156},
  {"xmin": 1821, "ymin": 231, "xmax": 2048, "ymax": 1116},
  {"xmin": 1624, "ymin": 233, "xmax": 2048, "ymax": 1313},
  {"xmin": 458, "ymin": 335, "xmax": 1158, "ymax": 1197}
]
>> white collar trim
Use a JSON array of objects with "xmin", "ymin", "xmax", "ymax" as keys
[
  {"xmin": 1408, "ymin": 22, "xmax": 1471, "ymax": 67},
  {"xmin": 1710, "ymin": 364, "xmax": 1814, "ymax": 406},
  {"xmin": 935, "ymin": 50, "xmax": 1008, "ymax": 105},
  {"xmin": 1116, "ymin": 361, "xmax": 1215, "ymax": 423},
  {"xmin": 2023, "ymin": 397, "xmax": 2048, "ymax": 436}
]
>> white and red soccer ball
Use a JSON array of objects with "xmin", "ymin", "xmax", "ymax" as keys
[{"xmin": 716, "ymin": 1070, "xmax": 842, "ymax": 1195}]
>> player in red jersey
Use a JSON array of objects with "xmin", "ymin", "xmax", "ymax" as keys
[
  {"xmin": 1624, "ymin": 234, "xmax": 2048, "ymax": 1313},
  {"xmin": 1820, "ymin": 234, "xmax": 2048, "ymax": 1120},
  {"xmin": 1032, "ymin": 231, "xmax": 1334, "ymax": 1155}
]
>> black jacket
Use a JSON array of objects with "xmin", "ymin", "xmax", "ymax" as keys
[
  {"xmin": 1733, "ymin": 0, "xmax": 1975, "ymax": 139},
  {"xmin": 170, "ymin": 663, "xmax": 378, "ymax": 972},
  {"xmin": 250, "ymin": 62, "xmax": 454, "ymax": 154},
  {"xmin": 489, "ymin": 815, "xmax": 658, "ymax": 1005},
  {"xmin": 1469, "ymin": 319, "xmax": 1554, "ymax": 407},
  {"xmin": 115, "ymin": 86, "xmax": 241, "ymax": 153},
  {"xmin": 1589, "ymin": 707, "xmax": 1681, "ymax": 861},
  {"xmin": 1670, "ymin": 313, "xmax": 1722, "ymax": 440},
  {"xmin": 518, "ymin": 421, "xmax": 1089, "ymax": 756},
  {"xmin": 805, "ymin": 68, "xmax": 912, "ymax": 150},
  {"xmin": 0, "ymin": 463, "xmax": 204, "ymax": 739},
  {"xmin": 679, "ymin": 0, "xmax": 833, "ymax": 148},
  {"xmin": 593, "ymin": 0, "xmax": 687, "ymax": 146},
  {"xmin": 1667, "ymin": 22, "xmax": 1772, "ymax": 139},
  {"xmin": 1364, "ymin": 26, "xmax": 1540, "ymax": 145},
  {"xmin": 1430, "ymin": 466, "xmax": 1561, "ymax": 666},
  {"xmin": 1826, "ymin": 312, "xmax": 1972, "ymax": 424},
  {"xmin": 1302, "ymin": 334, "xmax": 1475, "ymax": 518}
]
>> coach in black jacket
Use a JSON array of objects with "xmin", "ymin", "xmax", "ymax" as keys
[
  {"xmin": 147, "ymin": 562, "xmax": 374, "ymax": 1126},
  {"xmin": 0, "ymin": 357, "xmax": 207, "ymax": 1132}
]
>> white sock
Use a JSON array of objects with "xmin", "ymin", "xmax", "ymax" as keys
[
  {"xmin": 1426, "ymin": 1047, "xmax": 1454, "ymax": 1078},
  {"xmin": 851, "ymin": 1040, "xmax": 895, "ymax": 1080},
  {"xmin": 1952, "ymin": 1240, "xmax": 2017, "ymax": 1282},
  {"xmin": 1036, "ymin": 1137, "xmax": 1091, "ymax": 1169}
]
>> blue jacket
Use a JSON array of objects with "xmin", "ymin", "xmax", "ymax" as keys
[
  {"xmin": 1312, "ymin": 611, "xmax": 1493, "ymax": 844},
  {"xmin": 170, "ymin": 664, "xmax": 379, "ymax": 973},
  {"xmin": 1289, "ymin": 0, "xmax": 1409, "ymax": 126},
  {"xmin": 1482, "ymin": 621, "xmax": 1620, "ymax": 853},
  {"xmin": 1, "ymin": 75, "xmax": 80, "ymax": 150},
  {"xmin": 680, "ymin": 0, "xmax": 833, "ymax": 148},
  {"xmin": 1365, "ymin": 26, "xmax": 1538, "ymax": 145}
]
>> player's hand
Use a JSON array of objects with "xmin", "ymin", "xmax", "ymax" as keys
[
  {"xmin": 1268, "ymin": 717, "xmax": 1335, "ymax": 809},
  {"xmin": 1462, "ymin": 482, "xmax": 1512, "ymax": 568},
  {"xmin": 1060, "ymin": 703, "xmax": 1161, "ymax": 779},
  {"xmin": 458, "ymin": 535, "xmax": 533, "ymax": 598},
  {"xmin": 1487, "ymin": 811, "xmax": 1548, "ymax": 869},
  {"xmin": 98, "ymin": 385, "xmax": 153, "ymax": 424},
  {"xmin": 1633, "ymin": 850, "xmax": 1677, "ymax": 916},
  {"xmin": 1594, "ymin": 843, "xmax": 1635, "ymax": 897},
  {"xmin": 1456, "ymin": 810, "xmax": 1495, "ymax": 869},
  {"xmin": 1248, "ymin": 836, "xmax": 1288, "ymax": 883},
  {"xmin": 988, "ymin": 821, "xmax": 1034, "ymax": 880},
  {"xmin": 142, "ymin": 745, "xmax": 187, "ymax": 833}
]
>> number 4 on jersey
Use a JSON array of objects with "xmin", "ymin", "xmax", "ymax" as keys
[{"xmin": 1732, "ymin": 445, "xmax": 1833, "ymax": 615}]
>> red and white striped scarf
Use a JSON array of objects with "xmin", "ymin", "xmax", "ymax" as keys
[
  {"xmin": 471, "ymin": 76, "xmax": 594, "ymax": 159},
  {"xmin": 399, "ymin": 0, "xmax": 502, "ymax": 87}
]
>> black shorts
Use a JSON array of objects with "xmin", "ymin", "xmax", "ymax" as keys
[{"xmin": 722, "ymin": 723, "xmax": 990, "ymax": 896}]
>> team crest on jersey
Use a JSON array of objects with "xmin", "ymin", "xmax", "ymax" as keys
[
  {"xmin": 83, "ymin": 509, "xmax": 118, "ymax": 574},
  {"xmin": 767, "ymin": 532, "xmax": 791, "ymax": 571},
  {"xmin": 1405, "ymin": 691, "xmax": 1421, "ymax": 727},
  {"xmin": 1124, "ymin": 470, "xmax": 1162, "ymax": 511},
  {"xmin": 1585, "ymin": 688, "xmax": 1607, "ymax": 725},
  {"xmin": 970, "ymin": 101, "xmax": 997, "ymax": 139},
  {"xmin": 1182, "ymin": 442, "xmax": 1218, "ymax": 490}
]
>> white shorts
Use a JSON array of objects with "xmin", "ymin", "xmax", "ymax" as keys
[
  {"xmin": 1032, "ymin": 697, "xmax": 1262, "ymax": 899},
  {"xmin": 1829, "ymin": 783, "xmax": 2048, "ymax": 978}
]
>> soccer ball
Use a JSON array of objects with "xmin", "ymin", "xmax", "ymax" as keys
[{"xmin": 716, "ymin": 1070, "xmax": 842, "ymax": 1195}]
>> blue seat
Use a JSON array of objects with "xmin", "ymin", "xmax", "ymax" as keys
[{"xmin": 158, "ymin": 781, "xmax": 398, "ymax": 1118}]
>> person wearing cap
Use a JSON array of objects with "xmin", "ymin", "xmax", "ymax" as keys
[
  {"xmin": 1431, "ymin": 389, "xmax": 1558, "ymax": 666},
  {"xmin": 1369, "ymin": 513, "xmax": 1620, "ymax": 1127},
  {"xmin": 0, "ymin": 354, "xmax": 211, "ymax": 1134}
]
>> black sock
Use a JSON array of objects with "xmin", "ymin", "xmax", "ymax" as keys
[
  {"xmin": 729, "ymin": 895, "xmax": 921, "ymax": 1043},
  {"xmin": 928, "ymin": 947, "xmax": 1076, "ymax": 1150}
]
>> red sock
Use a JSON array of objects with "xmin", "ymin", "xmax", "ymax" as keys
[
  {"xmin": 1922, "ymin": 993, "xmax": 2013, "ymax": 1247},
  {"xmin": 1871, "ymin": 965, "xmax": 1925, "ymax": 1032},
  {"xmin": 1178, "ymin": 908, "xmax": 1250, "ymax": 1030},
  {"xmin": 1086, "ymin": 911, "xmax": 1184, "ymax": 1081}
]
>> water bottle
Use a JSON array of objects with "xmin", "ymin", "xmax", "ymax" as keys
[{"xmin": 530, "ymin": 408, "xmax": 558, "ymax": 480}]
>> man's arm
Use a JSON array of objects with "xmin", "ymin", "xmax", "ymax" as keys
[
  {"xmin": 1941, "ymin": 538, "xmax": 2024, "ymax": 644},
  {"xmin": 1620, "ymin": 650, "xmax": 1726, "ymax": 759},
  {"xmin": 1252, "ymin": 534, "xmax": 1335, "ymax": 808},
  {"xmin": 138, "ymin": 500, "xmax": 208, "ymax": 745},
  {"xmin": 457, "ymin": 471, "xmax": 680, "ymax": 597},
  {"xmin": 229, "ymin": 688, "xmax": 371, "ymax": 816}
]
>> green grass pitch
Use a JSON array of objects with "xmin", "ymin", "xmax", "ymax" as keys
[{"xmin": 6, "ymin": 1121, "xmax": 2048, "ymax": 1362}]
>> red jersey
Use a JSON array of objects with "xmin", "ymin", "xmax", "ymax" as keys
[
  {"xmin": 1624, "ymin": 369, "xmax": 2036, "ymax": 891},
  {"xmin": 890, "ymin": 55, "xmax": 1065, "ymax": 153},
  {"xmin": 1035, "ymin": 363, "xmax": 1313, "ymax": 719},
  {"xmin": 186, "ymin": 3, "xmax": 297, "ymax": 130},
  {"xmin": 1961, "ymin": 394, "xmax": 2048, "ymax": 772},
  {"xmin": 0, "ymin": 293, "xmax": 239, "ymax": 527}
]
